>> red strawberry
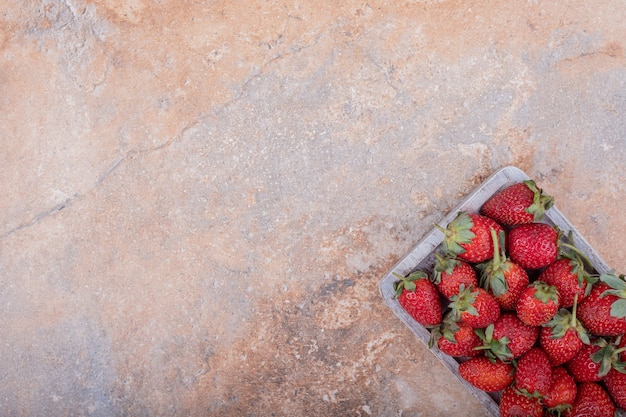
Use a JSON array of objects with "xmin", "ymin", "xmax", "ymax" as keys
[
  {"xmin": 539, "ymin": 257, "xmax": 595, "ymax": 309},
  {"xmin": 438, "ymin": 212, "xmax": 504, "ymax": 263},
  {"xmin": 481, "ymin": 179, "xmax": 554, "ymax": 226},
  {"xmin": 432, "ymin": 253, "xmax": 478, "ymax": 299},
  {"xmin": 432, "ymin": 320, "xmax": 482, "ymax": 357},
  {"xmin": 604, "ymin": 367, "xmax": 626, "ymax": 409},
  {"xmin": 565, "ymin": 338, "xmax": 618, "ymax": 382},
  {"xmin": 507, "ymin": 223, "xmax": 559, "ymax": 270},
  {"xmin": 515, "ymin": 347, "xmax": 553, "ymax": 398},
  {"xmin": 393, "ymin": 271, "xmax": 442, "ymax": 327},
  {"xmin": 476, "ymin": 312, "xmax": 539, "ymax": 361},
  {"xmin": 540, "ymin": 305, "xmax": 589, "ymax": 366},
  {"xmin": 499, "ymin": 385, "xmax": 543, "ymax": 417},
  {"xmin": 577, "ymin": 272, "xmax": 626, "ymax": 337},
  {"xmin": 543, "ymin": 366, "xmax": 577, "ymax": 412},
  {"xmin": 479, "ymin": 230, "xmax": 529, "ymax": 310},
  {"xmin": 458, "ymin": 356, "xmax": 515, "ymax": 392},
  {"xmin": 448, "ymin": 285, "xmax": 501, "ymax": 328},
  {"xmin": 516, "ymin": 280, "xmax": 560, "ymax": 326},
  {"xmin": 564, "ymin": 382, "xmax": 616, "ymax": 417}
]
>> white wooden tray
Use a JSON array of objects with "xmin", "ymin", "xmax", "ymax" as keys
[{"xmin": 379, "ymin": 166, "xmax": 620, "ymax": 416}]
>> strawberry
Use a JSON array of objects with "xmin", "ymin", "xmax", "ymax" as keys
[
  {"xmin": 564, "ymin": 382, "xmax": 616, "ymax": 417},
  {"xmin": 478, "ymin": 229, "xmax": 529, "ymax": 310},
  {"xmin": 432, "ymin": 253, "xmax": 478, "ymax": 299},
  {"xmin": 516, "ymin": 280, "xmax": 560, "ymax": 326},
  {"xmin": 393, "ymin": 271, "xmax": 442, "ymax": 327},
  {"xmin": 565, "ymin": 338, "xmax": 619, "ymax": 382},
  {"xmin": 543, "ymin": 366, "xmax": 577, "ymax": 413},
  {"xmin": 475, "ymin": 312, "xmax": 539, "ymax": 361},
  {"xmin": 499, "ymin": 385, "xmax": 543, "ymax": 417},
  {"xmin": 539, "ymin": 257, "xmax": 595, "ymax": 309},
  {"xmin": 448, "ymin": 285, "xmax": 501, "ymax": 328},
  {"xmin": 481, "ymin": 179, "xmax": 554, "ymax": 226},
  {"xmin": 507, "ymin": 222, "xmax": 559, "ymax": 270},
  {"xmin": 432, "ymin": 319, "xmax": 482, "ymax": 357},
  {"xmin": 458, "ymin": 356, "xmax": 515, "ymax": 392},
  {"xmin": 577, "ymin": 272, "xmax": 626, "ymax": 337},
  {"xmin": 515, "ymin": 347, "xmax": 553, "ymax": 398},
  {"xmin": 438, "ymin": 212, "xmax": 504, "ymax": 263},
  {"xmin": 540, "ymin": 304, "xmax": 590, "ymax": 367},
  {"xmin": 604, "ymin": 366, "xmax": 626, "ymax": 409}
]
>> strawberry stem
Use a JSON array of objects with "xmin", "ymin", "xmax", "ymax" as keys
[
  {"xmin": 559, "ymin": 241, "xmax": 593, "ymax": 270},
  {"xmin": 490, "ymin": 228, "xmax": 501, "ymax": 270},
  {"xmin": 571, "ymin": 293, "xmax": 579, "ymax": 328}
]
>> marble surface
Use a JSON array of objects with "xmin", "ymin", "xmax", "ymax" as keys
[{"xmin": 1, "ymin": 1, "xmax": 625, "ymax": 416}]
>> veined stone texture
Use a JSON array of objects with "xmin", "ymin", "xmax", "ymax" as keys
[{"xmin": 1, "ymin": 1, "xmax": 625, "ymax": 416}]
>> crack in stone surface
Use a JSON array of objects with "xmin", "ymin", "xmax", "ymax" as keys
[
  {"xmin": 2, "ymin": 27, "xmax": 326, "ymax": 242},
  {"xmin": 0, "ymin": 122, "xmax": 197, "ymax": 241},
  {"xmin": 1, "ymin": 199, "xmax": 74, "ymax": 240}
]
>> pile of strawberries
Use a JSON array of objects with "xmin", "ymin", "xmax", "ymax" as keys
[{"xmin": 393, "ymin": 180, "xmax": 626, "ymax": 417}]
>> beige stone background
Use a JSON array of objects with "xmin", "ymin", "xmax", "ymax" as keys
[{"xmin": 1, "ymin": 1, "xmax": 625, "ymax": 416}]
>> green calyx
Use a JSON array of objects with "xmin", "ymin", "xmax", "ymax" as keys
[
  {"xmin": 448, "ymin": 284, "xmax": 479, "ymax": 319},
  {"xmin": 428, "ymin": 324, "xmax": 442, "ymax": 349},
  {"xmin": 478, "ymin": 229, "xmax": 509, "ymax": 297},
  {"xmin": 432, "ymin": 313, "xmax": 463, "ymax": 346},
  {"xmin": 514, "ymin": 386, "xmax": 543, "ymax": 400},
  {"xmin": 599, "ymin": 271, "xmax": 626, "ymax": 319},
  {"xmin": 568, "ymin": 255, "xmax": 596, "ymax": 297},
  {"xmin": 433, "ymin": 252, "xmax": 461, "ymax": 285},
  {"xmin": 530, "ymin": 280, "xmax": 559, "ymax": 304},
  {"xmin": 546, "ymin": 310, "xmax": 573, "ymax": 338},
  {"xmin": 590, "ymin": 337, "xmax": 626, "ymax": 378},
  {"xmin": 392, "ymin": 271, "xmax": 429, "ymax": 298},
  {"xmin": 441, "ymin": 315, "xmax": 461, "ymax": 343},
  {"xmin": 546, "ymin": 300, "xmax": 590, "ymax": 344},
  {"xmin": 546, "ymin": 403, "xmax": 572, "ymax": 417},
  {"xmin": 474, "ymin": 323, "xmax": 513, "ymax": 362},
  {"xmin": 523, "ymin": 179, "xmax": 554, "ymax": 221},
  {"xmin": 559, "ymin": 232, "xmax": 597, "ymax": 295},
  {"xmin": 436, "ymin": 211, "xmax": 474, "ymax": 257}
]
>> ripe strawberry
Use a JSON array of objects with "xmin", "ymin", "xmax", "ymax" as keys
[
  {"xmin": 499, "ymin": 385, "xmax": 543, "ymax": 417},
  {"xmin": 438, "ymin": 212, "xmax": 504, "ymax": 263},
  {"xmin": 478, "ymin": 230, "xmax": 529, "ymax": 310},
  {"xmin": 515, "ymin": 347, "xmax": 553, "ymax": 397},
  {"xmin": 475, "ymin": 312, "xmax": 538, "ymax": 361},
  {"xmin": 539, "ymin": 257, "xmax": 595, "ymax": 309},
  {"xmin": 516, "ymin": 280, "xmax": 560, "ymax": 326},
  {"xmin": 481, "ymin": 179, "xmax": 554, "ymax": 226},
  {"xmin": 564, "ymin": 382, "xmax": 616, "ymax": 417},
  {"xmin": 458, "ymin": 356, "xmax": 515, "ymax": 392},
  {"xmin": 393, "ymin": 271, "xmax": 442, "ymax": 327},
  {"xmin": 577, "ymin": 272, "xmax": 626, "ymax": 337},
  {"xmin": 432, "ymin": 319, "xmax": 482, "ymax": 357},
  {"xmin": 543, "ymin": 366, "xmax": 577, "ymax": 412},
  {"xmin": 432, "ymin": 253, "xmax": 478, "ymax": 299},
  {"xmin": 565, "ymin": 338, "xmax": 619, "ymax": 382},
  {"xmin": 540, "ymin": 305, "xmax": 590, "ymax": 366},
  {"xmin": 507, "ymin": 223, "xmax": 559, "ymax": 270},
  {"xmin": 448, "ymin": 285, "xmax": 501, "ymax": 328},
  {"xmin": 604, "ymin": 367, "xmax": 626, "ymax": 409}
]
